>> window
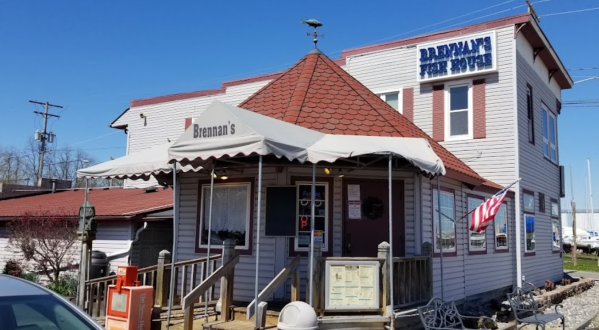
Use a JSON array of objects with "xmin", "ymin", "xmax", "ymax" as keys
[
  {"xmin": 378, "ymin": 90, "xmax": 402, "ymax": 113},
  {"xmin": 539, "ymin": 193, "xmax": 545, "ymax": 213},
  {"xmin": 445, "ymin": 82, "xmax": 473, "ymax": 140},
  {"xmin": 542, "ymin": 106, "xmax": 558, "ymax": 163},
  {"xmin": 295, "ymin": 182, "xmax": 328, "ymax": 251},
  {"xmin": 433, "ymin": 189, "xmax": 456, "ymax": 252},
  {"xmin": 551, "ymin": 199, "xmax": 559, "ymax": 217},
  {"xmin": 552, "ymin": 219, "xmax": 561, "ymax": 251},
  {"xmin": 468, "ymin": 196, "xmax": 486, "ymax": 252},
  {"xmin": 523, "ymin": 191, "xmax": 535, "ymax": 213},
  {"xmin": 495, "ymin": 204, "xmax": 508, "ymax": 250},
  {"xmin": 527, "ymin": 85, "xmax": 535, "ymax": 144},
  {"xmin": 199, "ymin": 182, "xmax": 251, "ymax": 250},
  {"xmin": 525, "ymin": 214, "xmax": 535, "ymax": 252}
]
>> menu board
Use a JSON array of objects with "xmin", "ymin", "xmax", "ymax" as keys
[{"xmin": 325, "ymin": 260, "xmax": 380, "ymax": 310}]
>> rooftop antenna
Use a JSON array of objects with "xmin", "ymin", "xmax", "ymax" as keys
[
  {"xmin": 302, "ymin": 18, "xmax": 323, "ymax": 47},
  {"xmin": 526, "ymin": 0, "xmax": 541, "ymax": 23}
]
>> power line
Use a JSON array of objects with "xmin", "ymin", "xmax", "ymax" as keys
[{"xmin": 541, "ymin": 6, "xmax": 599, "ymax": 17}]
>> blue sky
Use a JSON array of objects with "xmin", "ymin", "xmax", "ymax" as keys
[{"xmin": 1, "ymin": 0, "xmax": 598, "ymax": 208}]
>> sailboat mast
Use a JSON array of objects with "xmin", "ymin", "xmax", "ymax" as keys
[{"xmin": 588, "ymin": 158, "xmax": 595, "ymax": 232}]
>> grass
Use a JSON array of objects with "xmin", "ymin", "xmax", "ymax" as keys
[{"xmin": 563, "ymin": 253, "xmax": 599, "ymax": 272}]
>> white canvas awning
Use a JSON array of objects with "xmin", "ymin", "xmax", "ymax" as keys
[
  {"xmin": 168, "ymin": 101, "xmax": 446, "ymax": 176},
  {"xmin": 77, "ymin": 142, "xmax": 199, "ymax": 180}
]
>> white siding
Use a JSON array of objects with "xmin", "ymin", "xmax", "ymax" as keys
[
  {"xmin": 95, "ymin": 221, "xmax": 135, "ymax": 273},
  {"xmin": 516, "ymin": 41, "xmax": 563, "ymax": 285}
]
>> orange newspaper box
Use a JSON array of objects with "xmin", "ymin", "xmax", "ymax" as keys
[{"xmin": 105, "ymin": 266, "xmax": 153, "ymax": 330}]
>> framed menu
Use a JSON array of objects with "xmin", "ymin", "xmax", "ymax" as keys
[{"xmin": 324, "ymin": 260, "xmax": 380, "ymax": 311}]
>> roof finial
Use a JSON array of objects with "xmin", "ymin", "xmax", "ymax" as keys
[{"xmin": 302, "ymin": 18, "xmax": 323, "ymax": 48}]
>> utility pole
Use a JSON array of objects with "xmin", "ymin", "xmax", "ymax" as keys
[
  {"xmin": 570, "ymin": 166, "xmax": 577, "ymax": 266},
  {"xmin": 30, "ymin": 100, "xmax": 62, "ymax": 186}
]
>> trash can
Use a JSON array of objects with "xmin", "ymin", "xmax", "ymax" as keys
[
  {"xmin": 277, "ymin": 301, "xmax": 318, "ymax": 330},
  {"xmin": 90, "ymin": 250, "xmax": 109, "ymax": 279}
]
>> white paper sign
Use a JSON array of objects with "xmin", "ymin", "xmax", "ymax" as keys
[
  {"xmin": 348, "ymin": 201, "xmax": 361, "ymax": 219},
  {"xmin": 348, "ymin": 184, "xmax": 360, "ymax": 201}
]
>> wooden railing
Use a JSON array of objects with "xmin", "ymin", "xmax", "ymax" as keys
[
  {"xmin": 84, "ymin": 251, "xmax": 222, "ymax": 318},
  {"xmin": 392, "ymin": 256, "xmax": 432, "ymax": 307},
  {"xmin": 182, "ymin": 239, "xmax": 239, "ymax": 330},
  {"xmin": 246, "ymin": 255, "xmax": 301, "ymax": 320}
]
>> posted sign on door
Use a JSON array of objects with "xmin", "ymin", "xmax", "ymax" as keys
[{"xmin": 324, "ymin": 260, "xmax": 380, "ymax": 310}]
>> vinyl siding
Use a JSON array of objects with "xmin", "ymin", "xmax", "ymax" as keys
[
  {"xmin": 516, "ymin": 33, "xmax": 563, "ymax": 286},
  {"xmin": 94, "ymin": 221, "xmax": 135, "ymax": 273}
]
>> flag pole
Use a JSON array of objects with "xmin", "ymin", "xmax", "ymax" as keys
[{"xmin": 437, "ymin": 175, "xmax": 444, "ymax": 300}]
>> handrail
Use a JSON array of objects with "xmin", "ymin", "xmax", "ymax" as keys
[
  {"xmin": 246, "ymin": 255, "xmax": 301, "ymax": 319},
  {"xmin": 182, "ymin": 254, "xmax": 240, "ymax": 310},
  {"xmin": 85, "ymin": 254, "xmax": 222, "ymax": 285}
]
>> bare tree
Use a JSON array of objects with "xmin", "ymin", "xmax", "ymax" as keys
[
  {"xmin": 8, "ymin": 210, "xmax": 79, "ymax": 282},
  {"xmin": 0, "ymin": 145, "xmax": 28, "ymax": 184}
]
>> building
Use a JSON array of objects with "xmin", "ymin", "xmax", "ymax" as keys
[
  {"xmin": 105, "ymin": 13, "xmax": 571, "ymax": 303},
  {"xmin": 0, "ymin": 187, "xmax": 173, "ymax": 276}
]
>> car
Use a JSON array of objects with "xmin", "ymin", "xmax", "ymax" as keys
[{"xmin": 0, "ymin": 274, "xmax": 104, "ymax": 330}]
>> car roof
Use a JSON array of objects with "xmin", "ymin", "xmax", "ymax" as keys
[{"xmin": 0, "ymin": 275, "xmax": 51, "ymax": 297}]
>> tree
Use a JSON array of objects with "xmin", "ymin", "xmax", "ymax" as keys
[{"xmin": 8, "ymin": 211, "xmax": 79, "ymax": 282}]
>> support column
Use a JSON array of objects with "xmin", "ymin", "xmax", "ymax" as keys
[{"xmin": 378, "ymin": 242, "xmax": 391, "ymax": 317}]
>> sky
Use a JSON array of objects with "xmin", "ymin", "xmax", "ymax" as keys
[{"xmin": 0, "ymin": 0, "xmax": 598, "ymax": 208}]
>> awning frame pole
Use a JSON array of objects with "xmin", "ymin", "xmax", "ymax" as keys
[
  {"xmin": 437, "ymin": 175, "xmax": 444, "ymax": 300},
  {"xmin": 166, "ymin": 163, "xmax": 178, "ymax": 328},
  {"xmin": 309, "ymin": 163, "xmax": 316, "ymax": 306},
  {"xmin": 388, "ymin": 154, "xmax": 395, "ymax": 324},
  {"xmin": 205, "ymin": 166, "xmax": 215, "ymax": 319},
  {"xmin": 254, "ymin": 156, "xmax": 263, "ymax": 329}
]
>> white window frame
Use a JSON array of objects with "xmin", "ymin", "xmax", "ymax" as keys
[
  {"xmin": 433, "ymin": 189, "xmax": 456, "ymax": 253},
  {"xmin": 198, "ymin": 182, "xmax": 252, "ymax": 250},
  {"xmin": 444, "ymin": 80, "xmax": 473, "ymax": 141},
  {"xmin": 494, "ymin": 203, "xmax": 508, "ymax": 250},
  {"xmin": 376, "ymin": 88, "xmax": 403, "ymax": 114},
  {"xmin": 467, "ymin": 196, "xmax": 486, "ymax": 252},
  {"xmin": 552, "ymin": 219, "xmax": 561, "ymax": 251},
  {"xmin": 295, "ymin": 181, "xmax": 329, "ymax": 252},
  {"xmin": 525, "ymin": 214, "xmax": 535, "ymax": 252},
  {"xmin": 541, "ymin": 104, "xmax": 558, "ymax": 164}
]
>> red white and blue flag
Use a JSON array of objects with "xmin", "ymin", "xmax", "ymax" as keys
[{"xmin": 470, "ymin": 179, "xmax": 519, "ymax": 233}]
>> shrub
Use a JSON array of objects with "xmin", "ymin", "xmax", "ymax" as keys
[
  {"xmin": 21, "ymin": 272, "xmax": 40, "ymax": 284},
  {"xmin": 2, "ymin": 259, "xmax": 23, "ymax": 277},
  {"xmin": 47, "ymin": 275, "xmax": 78, "ymax": 297}
]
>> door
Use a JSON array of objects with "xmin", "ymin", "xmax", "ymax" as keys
[{"xmin": 343, "ymin": 179, "xmax": 404, "ymax": 257}]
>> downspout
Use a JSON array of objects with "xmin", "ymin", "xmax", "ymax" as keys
[
  {"xmin": 105, "ymin": 222, "xmax": 148, "ymax": 263},
  {"xmin": 513, "ymin": 32, "xmax": 523, "ymax": 289}
]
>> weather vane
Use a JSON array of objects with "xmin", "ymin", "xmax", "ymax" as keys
[{"xmin": 302, "ymin": 19, "xmax": 323, "ymax": 47}]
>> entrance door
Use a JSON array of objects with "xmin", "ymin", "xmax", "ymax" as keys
[{"xmin": 342, "ymin": 179, "xmax": 404, "ymax": 257}]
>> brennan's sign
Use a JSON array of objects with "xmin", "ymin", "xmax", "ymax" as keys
[{"xmin": 193, "ymin": 121, "xmax": 236, "ymax": 139}]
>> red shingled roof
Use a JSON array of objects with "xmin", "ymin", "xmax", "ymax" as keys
[
  {"xmin": 239, "ymin": 49, "xmax": 484, "ymax": 184},
  {"xmin": 0, "ymin": 188, "xmax": 172, "ymax": 219}
]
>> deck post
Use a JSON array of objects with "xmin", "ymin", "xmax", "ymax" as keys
[
  {"xmin": 378, "ymin": 241, "xmax": 391, "ymax": 317},
  {"xmin": 220, "ymin": 239, "xmax": 236, "ymax": 321},
  {"xmin": 154, "ymin": 250, "xmax": 172, "ymax": 308},
  {"xmin": 309, "ymin": 244, "xmax": 322, "ymax": 311},
  {"xmin": 421, "ymin": 242, "xmax": 433, "ymax": 299},
  {"xmin": 291, "ymin": 268, "xmax": 300, "ymax": 302}
]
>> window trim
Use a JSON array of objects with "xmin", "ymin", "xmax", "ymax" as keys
[
  {"xmin": 376, "ymin": 87, "xmax": 403, "ymax": 114},
  {"xmin": 444, "ymin": 80, "xmax": 474, "ymax": 141},
  {"xmin": 467, "ymin": 194, "xmax": 487, "ymax": 254},
  {"xmin": 541, "ymin": 104, "xmax": 558, "ymax": 164},
  {"xmin": 526, "ymin": 84, "xmax": 535, "ymax": 145},
  {"xmin": 524, "ymin": 214, "xmax": 536, "ymax": 254},
  {"xmin": 195, "ymin": 178, "xmax": 255, "ymax": 255},
  {"xmin": 523, "ymin": 189, "xmax": 535, "ymax": 214},
  {"xmin": 294, "ymin": 181, "xmax": 330, "ymax": 252},
  {"xmin": 494, "ymin": 202, "xmax": 509, "ymax": 252},
  {"xmin": 432, "ymin": 186, "xmax": 457, "ymax": 256},
  {"xmin": 289, "ymin": 176, "xmax": 334, "ymax": 256}
]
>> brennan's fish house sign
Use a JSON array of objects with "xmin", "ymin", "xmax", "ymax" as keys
[
  {"xmin": 416, "ymin": 31, "xmax": 497, "ymax": 83},
  {"xmin": 193, "ymin": 121, "xmax": 236, "ymax": 139}
]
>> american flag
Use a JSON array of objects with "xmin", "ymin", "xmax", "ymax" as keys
[{"xmin": 470, "ymin": 179, "xmax": 519, "ymax": 233}]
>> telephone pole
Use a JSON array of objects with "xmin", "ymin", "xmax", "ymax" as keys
[{"xmin": 30, "ymin": 100, "xmax": 62, "ymax": 186}]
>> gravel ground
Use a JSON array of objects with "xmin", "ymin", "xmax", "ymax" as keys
[{"xmin": 540, "ymin": 283, "xmax": 599, "ymax": 329}]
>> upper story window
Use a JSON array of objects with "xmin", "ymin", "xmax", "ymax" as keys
[
  {"xmin": 199, "ymin": 182, "xmax": 251, "ymax": 250},
  {"xmin": 295, "ymin": 182, "xmax": 329, "ymax": 252},
  {"xmin": 445, "ymin": 82, "xmax": 473, "ymax": 140},
  {"xmin": 433, "ymin": 189, "xmax": 456, "ymax": 253},
  {"xmin": 542, "ymin": 105, "xmax": 558, "ymax": 163},
  {"xmin": 523, "ymin": 191, "xmax": 535, "ymax": 213},
  {"xmin": 527, "ymin": 85, "xmax": 535, "ymax": 144},
  {"xmin": 378, "ymin": 90, "xmax": 402, "ymax": 113}
]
